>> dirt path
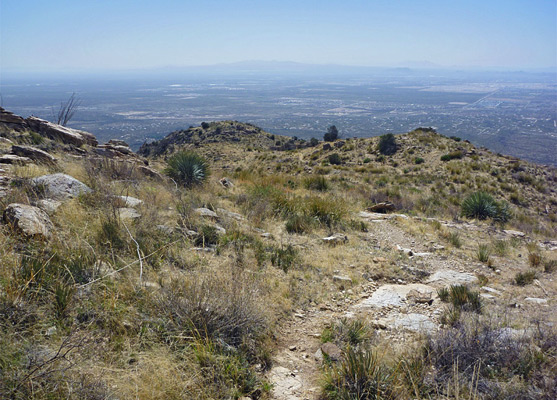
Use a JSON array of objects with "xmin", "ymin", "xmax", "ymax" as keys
[
  {"xmin": 268, "ymin": 306, "xmax": 335, "ymax": 400},
  {"xmin": 267, "ymin": 211, "xmax": 556, "ymax": 399}
]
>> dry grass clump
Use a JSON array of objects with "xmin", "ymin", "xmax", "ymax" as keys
[
  {"xmin": 322, "ymin": 317, "xmax": 557, "ymax": 400},
  {"xmin": 419, "ymin": 318, "xmax": 557, "ymax": 399}
]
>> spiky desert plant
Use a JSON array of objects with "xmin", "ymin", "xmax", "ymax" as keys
[
  {"xmin": 461, "ymin": 191, "xmax": 497, "ymax": 220},
  {"xmin": 165, "ymin": 151, "xmax": 210, "ymax": 187},
  {"xmin": 322, "ymin": 347, "xmax": 395, "ymax": 399}
]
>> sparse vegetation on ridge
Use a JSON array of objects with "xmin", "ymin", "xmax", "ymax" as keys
[{"xmin": 0, "ymin": 115, "xmax": 556, "ymax": 399}]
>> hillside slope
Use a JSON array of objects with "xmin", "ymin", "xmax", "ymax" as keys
[{"xmin": 0, "ymin": 112, "xmax": 555, "ymax": 399}]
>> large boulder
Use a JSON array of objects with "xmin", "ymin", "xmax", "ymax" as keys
[
  {"xmin": 32, "ymin": 173, "xmax": 91, "ymax": 200},
  {"xmin": 26, "ymin": 116, "xmax": 98, "ymax": 146},
  {"xmin": 3, "ymin": 203, "xmax": 54, "ymax": 238},
  {"xmin": 11, "ymin": 145, "xmax": 56, "ymax": 164}
]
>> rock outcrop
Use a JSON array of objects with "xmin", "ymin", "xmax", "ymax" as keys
[
  {"xmin": 3, "ymin": 203, "xmax": 54, "ymax": 238},
  {"xmin": 11, "ymin": 145, "xmax": 57, "ymax": 164},
  {"xmin": 0, "ymin": 107, "xmax": 27, "ymax": 132},
  {"xmin": 26, "ymin": 116, "xmax": 98, "ymax": 147},
  {"xmin": 0, "ymin": 154, "xmax": 31, "ymax": 165}
]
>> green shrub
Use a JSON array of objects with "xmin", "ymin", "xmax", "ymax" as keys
[
  {"xmin": 322, "ymin": 348, "xmax": 395, "ymax": 400},
  {"xmin": 309, "ymin": 137, "xmax": 319, "ymax": 147},
  {"xmin": 363, "ymin": 157, "xmax": 371, "ymax": 164},
  {"xmin": 324, "ymin": 125, "xmax": 339, "ymax": 142},
  {"xmin": 98, "ymin": 218, "xmax": 126, "ymax": 249},
  {"xmin": 438, "ymin": 285, "xmax": 482, "ymax": 313},
  {"xmin": 492, "ymin": 239, "xmax": 508, "ymax": 256},
  {"xmin": 333, "ymin": 318, "xmax": 371, "ymax": 347},
  {"xmin": 29, "ymin": 131, "xmax": 45, "ymax": 145},
  {"xmin": 194, "ymin": 225, "xmax": 219, "ymax": 247},
  {"xmin": 477, "ymin": 244, "xmax": 491, "ymax": 263},
  {"xmin": 377, "ymin": 134, "xmax": 397, "ymax": 155},
  {"xmin": 440, "ymin": 151, "xmax": 463, "ymax": 161},
  {"xmin": 544, "ymin": 259, "xmax": 557, "ymax": 273},
  {"xmin": 165, "ymin": 151, "xmax": 210, "ymax": 187},
  {"xmin": 461, "ymin": 191, "xmax": 511, "ymax": 222},
  {"xmin": 448, "ymin": 232, "xmax": 461, "ymax": 248},
  {"xmin": 285, "ymin": 214, "xmax": 313, "ymax": 234},
  {"xmin": 304, "ymin": 175, "xmax": 329, "ymax": 191},
  {"xmin": 514, "ymin": 270, "xmax": 536, "ymax": 286},
  {"xmin": 414, "ymin": 157, "xmax": 424, "ymax": 164},
  {"xmin": 328, "ymin": 153, "xmax": 342, "ymax": 165},
  {"xmin": 270, "ymin": 245, "xmax": 297, "ymax": 272},
  {"xmin": 304, "ymin": 196, "xmax": 344, "ymax": 227}
]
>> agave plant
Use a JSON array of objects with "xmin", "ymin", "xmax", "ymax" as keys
[
  {"xmin": 461, "ymin": 191, "xmax": 497, "ymax": 220},
  {"xmin": 165, "ymin": 151, "xmax": 210, "ymax": 187}
]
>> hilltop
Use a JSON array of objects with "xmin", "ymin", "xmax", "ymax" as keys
[
  {"xmin": 0, "ymin": 109, "xmax": 556, "ymax": 399},
  {"xmin": 138, "ymin": 121, "xmax": 309, "ymax": 157}
]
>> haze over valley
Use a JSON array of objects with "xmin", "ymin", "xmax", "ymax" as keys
[{"xmin": 2, "ymin": 65, "xmax": 556, "ymax": 165}]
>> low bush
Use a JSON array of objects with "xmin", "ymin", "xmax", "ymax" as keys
[
  {"xmin": 440, "ymin": 151, "xmax": 463, "ymax": 161},
  {"xmin": 330, "ymin": 318, "xmax": 372, "ymax": 347},
  {"xmin": 328, "ymin": 153, "xmax": 342, "ymax": 165},
  {"xmin": 270, "ymin": 244, "xmax": 298, "ymax": 273},
  {"xmin": 461, "ymin": 191, "xmax": 511, "ymax": 222},
  {"xmin": 303, "ymin": 175, "xmax": 329, "ymax": 191},
  {"xmin": 157, "ymin": 275, "xmax": 267, "ymax": 352},
  {"xmin": 477, "ymin": 243, "xmax": 491, "ymax": 263},
  {"xmin": 422, "ymin": 318, "xmax": 556, "ymax": 399},
  {"xmin": 165, "ymin": 151, "xmax": 210, "ymax": 187},
  {"xmin": 285, "ymin": 214, "xmax": 313, "ymax": 234},
  {"xmin": 322, "ymin": 347, "xmax": 395, "ymax": 400},
  {"xmin": 304, "ymin": 196, "xmax": 345, "ymax": 228},
  {"xmin": 377, "ymin": 134, "xmax": 397, "ymax": 156},
  {"xmin": 414, "ymin": 157, "xmax": 424, "ymax": 164},
  {"xmin": 194, "ymin": 224, "xmax": 219, "ymax": 247},
  {"xmin": 544, "ymin": 259, "xmax": 557, "ymax": 273},
  {"xmin": 438, "ymin": 285, "xmax": 482, "ymax": 313},
  {"xmin": 514, "ymin": 270, "xmax": 536, "ymax": 286},
  {"xmin": 447, "ymin": 231, "xmax": 461, "ymax": 248}
]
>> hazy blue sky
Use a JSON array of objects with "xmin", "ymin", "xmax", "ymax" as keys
[{"xmin": 1, "ymin": 0, "xmax": 556, "ymax": 72}]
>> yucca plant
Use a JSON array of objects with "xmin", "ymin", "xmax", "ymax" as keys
[
  {"xmin": 461, "ymin": 191, "xmax": 497, "ymax": 220},
  {"xmin": 165, "ymin": 151, "xmax": 210, "ymax": 187}
]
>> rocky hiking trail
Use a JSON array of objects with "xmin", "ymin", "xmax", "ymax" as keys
[{"xmin": 268, "ymin": 211, "xmax": 555, "ymax": 400}]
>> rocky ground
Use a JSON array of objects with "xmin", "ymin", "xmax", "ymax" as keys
[{"xmin": 1, "ymin": 108, "xmax": 555, "ymax": 399}]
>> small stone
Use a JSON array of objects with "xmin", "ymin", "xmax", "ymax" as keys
[
  {"xmin": 289, "ymin": 346, "xmax": 297, "ymax": 351},
  {"xmin": 524, "ymin": 297, "xmax": 548, "ymax": 304},
  {"xmin": 34, "ymin": 199, "xmax": 62, "ymax": 214},
  {"xmin": 195, "ymin": 207, "xmax": 218, "ymax": 219},
  {"xmin": 118, "ymin": 196, "xmax": 143, "ymax": 207},
  {"xmin": 118, "ymin": 207, "xmax": 141, "ymax": 219},
  {"xmin": 320, "ymin": 342, "xmax": 342, "ymax": 361},
  {"xmin": 333, "ymin": 275, "xmax": 352, "ymax": 284},
  {"xmin": 322, "ymin": 233, "xmax": 348, "ymax": 245},
  {"xmin": 481, "ymin": 287, "xmax": 502, "ymax": 296}
]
